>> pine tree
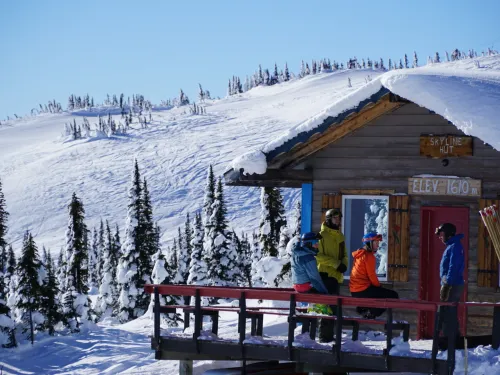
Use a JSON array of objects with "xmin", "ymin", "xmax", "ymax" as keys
[
  {"xmin": 150, "ymin": 247, "xmax": 181, "ymax": 326},
  {"xmin": 0, "ymin": 252, "xmax": 15, "ymax": 347},
  {"xmin": 274, "ymin": 226, "xmax": 291, "ymax": 287},
  {"xmin": 239, "ymin": 233, "xmax": 252, "ymax": 287},
  {"xmin": 284, "ymin": 63, "xmax": 290, "ymax": 82},
  {"xmin": 413, "ymin": 51, "xmax": 418, "ymax": 68},
  {"xmin": 0, "ymin": 178, "xmax": 8, "ymax": 260},
  {"xmin": 61, "ymin": 193, "xmax": 90, "ymax": 332},
  {"xmin": 251, "ymin": 232, "xmax": 263, "ymax": 287},
  {"xmin": 187, "ymin": 212, "xmax": 208, "ymax": 285},
  {"xmin": 116, "ymin": 160, "xmax": 150, "ymax": 322},
  {"xmin": 388, "ymin": 58, "xmax": 393, "ymax": 70},
  {"xmin": 300, "ymin": 60, "xmax": 305, "ymax": 77},
  {"xmin": 434, "ymin": 52, "xmax": 440, "ymax": 63},
  {"xmin": 258, "ymin": 188, "xmax": 287, "ymax": 257},
  {"xmin": 404, "ymin": 54, "xmax": 409, "ymax": 69},
  {"xmin": 205, "ymin": 178, "xmax": 238, "ymax": 286},
  {"xmin": 180, "ymin": 213, "xmax": 193, "ymax": 284},
  {"xmin": 198, "ymin": 84, "xmax": 205, "ymax": 102},
  {"xmin": 202, "ymin": 164, "xmax": 216, "ymax": 245},
  {"xmin": 40, "ymin": 251, "xmax": 62, "ymax": 335},
  {"xmin": 141, "ymin": 178, "xmax": 156, "ymax": 273},
  {"xmin": 97, "ymin": 219, "xmax": 105, "ymax": 277},
  {"xmin": 399, "ymin": 59, "xmax": 403, "ymax": 69},
  {"xmin": 15, "ymin": 232, "xmax": 44, "ymax": 343},
  {"xmin": 88, "ymin": 227, "xmax": 99, "ymax": 291},
  {"xmin": 94, "ymin": 221, "xmax": 119, "ymax": 318}
]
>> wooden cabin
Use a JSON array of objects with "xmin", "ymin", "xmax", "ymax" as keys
[{"xmin": 225, "ymin": 87, "xmax": 500, "ymax": 339}]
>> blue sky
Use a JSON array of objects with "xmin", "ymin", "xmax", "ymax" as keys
[{"xmin": 1, "ymin": 0, "xmax": 499, "ymax": 119}]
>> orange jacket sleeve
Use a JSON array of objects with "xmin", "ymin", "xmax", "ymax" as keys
[{"xmin": 366, "ymin": 254, "xmax": 381, "ymax": 287}]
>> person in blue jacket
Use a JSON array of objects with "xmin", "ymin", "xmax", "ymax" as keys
[
  {"xmin": 291, "ymin": 232, "xmax": 329, "ymax": 295},
  {"xmin": 436, "ymin": 222, "xmax": 465, "ymax": 337}
]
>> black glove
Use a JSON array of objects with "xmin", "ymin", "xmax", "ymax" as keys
[
  {"xmin": 440, "ymin": 284, "xmax": 451, "ymax": 302},
  {"xmin": 336, "ymin": 263, "xmax": 347, "ymax": 274}
]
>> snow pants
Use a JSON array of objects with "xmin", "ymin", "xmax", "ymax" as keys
[
  {"xmin": 440, "ymin": 284, "xmax": 463, "ymax": 338},
  {"xmin": 351, "ymin": 285, "xmax": 399, "ymax": 318},
  {"xmin": 318, "ymin": 272, "xmax": 340, "ymax": 342}
]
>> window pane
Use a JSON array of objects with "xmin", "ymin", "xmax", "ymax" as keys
[{"xmin": 343, "ymin": 196, "xmax": 389, "ymax": 278}]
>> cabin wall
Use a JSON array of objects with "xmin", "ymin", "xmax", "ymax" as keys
[{"xmin": 306, "ymin": 103, "xmax": 500, "ymax": 335}]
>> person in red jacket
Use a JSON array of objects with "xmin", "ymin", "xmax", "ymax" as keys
[{"xmin": 349, "ymin": 232, "xmax": 399, "ymax": 319}]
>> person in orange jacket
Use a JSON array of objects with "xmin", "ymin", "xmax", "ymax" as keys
[{"xmin": 349, "ymin": 232, "xmax": 399, "ymax": 319}]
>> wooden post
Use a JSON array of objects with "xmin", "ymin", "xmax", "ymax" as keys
[
  {"xmin": 334, "ymin": 298, "xmax": 343, "ymax": 366},
  {"xmin": 287, "ymin": 294, "xmax": 296, "ymax": 361},
  {"xmin": 447, "ymin": 305, "xmax": 457, "ymax": 375},
  {"xmin": 385, "ymin": 308, "xmax": 393, "ymax": 371},
  {"xmin": 492, "ymin": 306, "xmax": 500, "ymax": 349},
  {"xmin": 179, "ymin": 359, "xmax": 193, "ymax": 375},
  {"xmin": 193, "ymin": 289, "xmax": 201, "ymax": 340}
]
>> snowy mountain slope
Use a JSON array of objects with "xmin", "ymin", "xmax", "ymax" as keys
[
  {"xmin": 231, "ymin": 55, "xmax": 500, "ymax": 175},
  {"xmin": 0, "ymin": 68, "xmax": 383, "ymax": 252}
]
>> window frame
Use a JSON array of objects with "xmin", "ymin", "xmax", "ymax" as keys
[{"xmin": 341, "ymin": 194, "xmax": 389, "ymax": 282}]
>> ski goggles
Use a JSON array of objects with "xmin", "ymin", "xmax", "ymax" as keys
[
  {"xmin": 303, "ymin": 239, "xmax": 319, "ymax": 246},
  {"xmin": 363, "ymin": 234, "xmax": 383, "ymax": 242}
]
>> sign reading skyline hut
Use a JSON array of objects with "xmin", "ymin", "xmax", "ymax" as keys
[
  {"xmin": 408, "ymin": 176, "xmax": 481, "ymax": 197},
  {"xmin": 420, "ymin": 135, "xmax": 473, "ymax": 158}
]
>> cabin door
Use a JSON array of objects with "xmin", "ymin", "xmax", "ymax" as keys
[{"xmin": 419, "ymin": 206, "xmax": 468, "ymax": 339}]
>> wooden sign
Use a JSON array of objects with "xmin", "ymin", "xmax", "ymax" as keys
[
  {"xmin": 420, "ymin": 135, "xmax": 472, "ymax": 158},
  {"xmin": 408, "ymin": 177, "xmax": 481, "ymax": 197}
]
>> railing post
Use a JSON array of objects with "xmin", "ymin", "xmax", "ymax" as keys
[
  {"xmin": 287, "ymin": 294, "xmax": 297, "ymax": 361},
  {"xmin": 334, "ymin": 298, "xmax": 342, "ymax": 366},
  {"xmin": 492, "ymin": 306, "xmax": 500, "ymax": 350},
  {"xmin": 154, "ymin": 286, "xmax": 160, "ymax": 351},
  {"xmin": 385, "ymin": 307, "xmax": 393, "ymax": 371},
  {"xmin": 193, "ymin": 289, "xmax": 201, "ymax": 340},
  {"xmin": 238, "ymin": 292, "xmax": 247, "ymax": 375},
  {"xmin": 447, "ymin": 304, "xmax": 457, "ymax": 375},
  {"xmin": 431, "ymin": 306, "xmax": 441, "ymax": 373}
]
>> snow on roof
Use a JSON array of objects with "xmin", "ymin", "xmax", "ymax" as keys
[{"xmin": 230, "ymin": 55, "xmax": 500, "ymax": 176}]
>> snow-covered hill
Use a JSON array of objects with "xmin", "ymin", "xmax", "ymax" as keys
[{"xmin": 0, "ymin": 68, "xmax": 384, "ymax": 253}]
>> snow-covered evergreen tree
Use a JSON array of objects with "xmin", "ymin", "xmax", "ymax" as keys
[
  {"xmin": 177, "ymin": 226, "xmax": 189, "ymax": 284},
  {"xmin": 97, "ymin": 219, "xmax": 105, "ymax": 277},
  {"xmin": 239, "ymin": 233, "xmax": 252, "ymax": 287},
  {"xmin": 198, "ymin": 84, "xmax": 205, "ymax": 102},
  {"xmin": 141, "ymin": 178, "xmax": 156, "ymax": 274},
  {"xmin": 14, "ymin": 231, "xmax": 44, "ymax": 343},
  {"xmin": 0, "ymin": 178, "xmax": 8, "ymax": 266},
  {"xmin": 116, "ymin": 160, "xmax": 150, "ymax": 322},
  {"xmin": 434, "ymin": 52, "xmax": 440, "ymax": 63},
  {"xmin": 274, "ymin": 226, "xmax": 291, "ymax": 287},
  {"xmin": 187, "ymin": 212, "xmax": 208, "ymax": 285},
  {"xmin": 413, "ymin": 51, "xmax": 418, "ymax": 68},
  {"xmin": 404, "ymin": 54, "xmax": 409, "ymax": 69},
  {"xmin": 94, "ymin": 221, "xmax": 120, "ymax": 319},
  {"xmin": 250, "ymin": 232, "xmax": 263, "ymax": 287},
  {"xmin": 40, "ymin": 251, "xmax": 62, "ymax": 335},
  {"xmin": 300, "ymin": 60, "xmax": 306, "ymax": 77},
  {"xmin": 177, "ymin": 213, "xmax": 193, "ymax": 284},
  {"xmin": 61, "ymin": 193, "xmax": 91, "ymax": 332},
  {"xmin": 88, "ymin": 227, "xmax": 99, "ymax": 292},
  {"xmin": 258, "ymin": 187, "xmax": 287, "ymax": 257},
  {"xmin": 0, "ymin": 258, "xmax": 15, "ymax": 347},
  {"xmin": 284, "ymin": 63, "xmax": 290, "ymax": 82},
  {"xmin": 205, "ymin": 178, "xmax": 238, "ymax": 287},
  {"xmin": 5, "ymin": 245, "xmax": 14, "ymax": 283},
  {"xmin": 150, "ymin": 248, "xmax": 181, "ymax": 326}
]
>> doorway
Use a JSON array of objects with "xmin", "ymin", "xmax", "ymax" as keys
[{"xmin": 418, "ymin": 206, "xmax": 468, "ymax": 339}]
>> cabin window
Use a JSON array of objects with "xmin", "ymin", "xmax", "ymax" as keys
[{"xmin": 342, "ymin": 195, "xmax": 389, "ymax": 281}]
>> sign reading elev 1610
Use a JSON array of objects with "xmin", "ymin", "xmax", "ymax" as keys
[{"xmin": 408, "ymin": 177, "xmax": 481, "ymax": 197}]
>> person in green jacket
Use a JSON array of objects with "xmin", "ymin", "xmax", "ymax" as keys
[{"xmin": 316, "ymin": 208, "xmax": 348, "ymax": 342}]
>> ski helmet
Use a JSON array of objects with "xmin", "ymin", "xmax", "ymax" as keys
[
  {"xmin": 435, "ymin": 223, "xmax": 456, "ymax": 238},
  {"xmin": 325, "ymin": 209, "xmax": 342, "ymax": 219},
  {"xmin": 362, "ymin": 232, "xmax": 383, "ymax": 250},
  {"xmin": 301, "ymin": 232, "xmax": 321, "ymax": 246}
]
